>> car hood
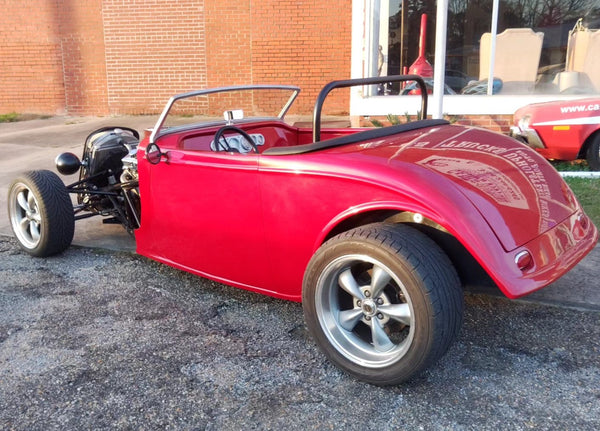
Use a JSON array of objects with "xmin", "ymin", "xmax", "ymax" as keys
[
  {"xmin": 349, "ymin": 124, "xmax": 579, "ymax": 251},
  {"xmin": 514, "ymin": 97, "xmax": 600, "ymax": 125}
]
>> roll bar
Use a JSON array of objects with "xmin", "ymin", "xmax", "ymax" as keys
[{"xmin": 312, "ymin": 75, "xmax": 428, "ymax": 143}]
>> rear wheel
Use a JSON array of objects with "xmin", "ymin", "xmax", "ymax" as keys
[
  {"xmin": 303, "ymin": 223, "xmax": 463, "ymax": 385},
  {"xmin": 586, "ymin": 134, "xmax": 600, "ymax": 171},
  {"xmin": 7, "ymin": 170, "xmax": 74, "ymax": 256}
]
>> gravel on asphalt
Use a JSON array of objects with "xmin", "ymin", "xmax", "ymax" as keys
[{"xmin": 1, "ymin": 236, "xmax": 599, "ymax": 430}]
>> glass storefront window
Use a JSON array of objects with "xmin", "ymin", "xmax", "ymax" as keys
[{"xmin": 363, "ymin": 0, "xmax": 600, "ymax": 96}]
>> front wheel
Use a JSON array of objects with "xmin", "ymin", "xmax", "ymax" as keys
[
  {"xmin": 302, "ymin": 223, "xmax": 463, "ymax": 385},
  {"xmin": 586, "ymin": 134, "xmax": 600, "ymax": 171},
  {"xmin": 7, "ymin": 170, "xmax": 75, "ymax": 257}
]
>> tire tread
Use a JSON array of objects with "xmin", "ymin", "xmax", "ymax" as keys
[
  {"xmin": 586, "ymin": 134, "xmax": 600, "ymax": 171},
  {"xmin": 303, "ymin": 222, "xmax": 463, "ymax": 385},
  {"xmin": 9, "ymin": 170, "xmax": 74, "ymax": 256}
]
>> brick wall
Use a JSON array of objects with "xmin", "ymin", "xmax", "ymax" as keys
[
  {"xmin": 60, "ymin": 0, "xmax": 109, "ymax": 116},
  {"xmin": 102, "ymin": 0, "xmax": 208, "ymax": 115},
  {"xmin": 454, "ymin": 114, "xmax": 513, "ymax": 134},
  {"xmin": 0, "ymin": 0, "xmax": 65, "ymax": 114},
  {"xmin": 250, "ymin": 0, "xmax": 352, "ymax": 115},
  {"xmin": 0, "ymin": 0, "xmax": 517, "ymax": 131},
  {"xmin": 204, "ymin": 0, "xmax": 252, "ymax": 114},
  {"xmin": 0, "ymin": 0, "xmax": 352, "ymax": 117}
]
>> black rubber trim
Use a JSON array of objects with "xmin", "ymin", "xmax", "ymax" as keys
[
  {"xmin": 262, "ymin": 119, "xmax": 449, "ymax": 156},
  {"xmin": 84, "ymin": 126, "xmax": 140, "ymax": 144},
  {"xmin": 313, "ymin": 75, "xmax": 428, "ymax": 142}
]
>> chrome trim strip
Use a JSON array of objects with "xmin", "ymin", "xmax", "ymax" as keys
[{"xmin": 509, "ymin": 126, "xmax": 545, "ymax": 149}]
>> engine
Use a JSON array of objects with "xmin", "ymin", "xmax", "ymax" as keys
[
  {"xmin": 82, "ymin": 128, "xmax": 139, "ymax": 187},
  {"xmin": 55, "ymin": 127, "xmax": 141, "ymax": 232}
]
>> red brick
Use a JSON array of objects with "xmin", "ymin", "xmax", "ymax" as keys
[{"xmin": 0, "ymin": 0, "xmax": 515, "ymax": 134}]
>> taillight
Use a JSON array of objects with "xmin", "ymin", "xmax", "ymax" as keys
[{"xmin": 515, "ymin": 250, "xmax": 533, "ymax": 272}]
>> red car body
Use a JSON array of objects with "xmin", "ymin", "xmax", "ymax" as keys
[
  {"xmin": 511, "ymin": 97, "xmax": 600, "ymax": 169},
  {"xmin": 136, "ymin": 116, "xmax": 596, "ymax": 301},
  {"xmin": 9, "ymin": 76, "xmax": 598, "ymax": 385}
]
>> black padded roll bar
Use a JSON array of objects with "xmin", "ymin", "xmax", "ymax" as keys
[{"xmin": 312, "ymin": 75, "xmax": 428, "ymax": 143}]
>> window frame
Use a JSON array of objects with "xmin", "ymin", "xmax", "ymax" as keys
[{"xmin": 350, "ymin": 0, "xmax": 598, "ymax": 117}]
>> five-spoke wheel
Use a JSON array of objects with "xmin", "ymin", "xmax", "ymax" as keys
[
  {"xmin": 303, "ymin": 223, "xmax": 463, "ymax": 385},
  {"xmin": 8, "ymin": 170, "xmax": 74, "ymax": 257},
  {"xmin": 315, "ymin": 254, "xmax": 416, "ymax": 368},
  {"xmin": 10, "ymin": 182, "xmax": 42, "ymax": 250}
]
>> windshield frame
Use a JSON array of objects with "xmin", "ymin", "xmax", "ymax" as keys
[{"xmin": 149, "ymin": 85, "xmax": 301, "ymax": 144}]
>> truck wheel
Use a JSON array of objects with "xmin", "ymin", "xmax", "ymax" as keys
[
  {"xmin": 7, "ymin": 170, "xmax": 75, "ymax": 257},
  {"xmin": 302, "ymin": 223, "xmax": 463, "ymax": 385},
  {"xmin": 586, "ymin": 134, "xmax": 600, "ymax": 171}
]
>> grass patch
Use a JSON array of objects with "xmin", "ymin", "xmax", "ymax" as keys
[
  {"xmin": 0, "ymin": 112, "xmax": 20, "ymax": 123},
  {"xmin": 0, "ymin": 113, "xmax": 52, "ymax": 123},
  {"xmin": 551, "ymin": 160, "xmax": 590, "ymax": 171},
  {"xmin": 564, "ymin": 177, "xmax": 600, "ymax": 227}
]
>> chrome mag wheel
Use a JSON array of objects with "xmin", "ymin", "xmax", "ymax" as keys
[
  {"xmin": 7, "ymin": 170, "xmax": 74, "ymax": 257},
  {"xmin": 303, "ymin": 223, "xmax": 463, "ymax": 385},
  {"xmin": 9, "ymin": 182, "xmax": 43, "ymax": 249},
  {"xmin": 315, "ymin": 254, "xmax": 415, "ymax": 368}
]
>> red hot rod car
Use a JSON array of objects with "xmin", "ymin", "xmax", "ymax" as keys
[
  {"xmin": 511, "ymin": 97, "xmax": 600, "ymax": 170},
  {"xmin": 7, "ymin": 76, "xmax": 598, "ymax": 385}
]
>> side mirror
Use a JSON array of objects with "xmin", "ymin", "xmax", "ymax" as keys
[{"xmin": 145, "ymin": 143, "xmax": 163, "ymax": 165}]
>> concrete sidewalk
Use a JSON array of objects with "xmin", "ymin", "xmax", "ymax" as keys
[{"xmin": 1, "ymin": 116, "xmax": 598, "ymax": 310}]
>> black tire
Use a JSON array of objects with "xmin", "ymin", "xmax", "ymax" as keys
[
  {"xmin": 302, "ymin": 223, "xmax": 463, "ymax": 385},
  {"xmin": 586, "ymin": 134, "xmax": 600, "ymax": 171},
  {"xmin": 7, "ymin": 170, "xmax": 75, "ymax": 257}
]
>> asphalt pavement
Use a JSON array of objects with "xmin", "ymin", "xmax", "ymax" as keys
[
  {"xmin": 0, "ymin": 116, "xmax": 599, "ymax": 429},
  {"xmin": 1, "ymin": 235, "xmax": 599, "ymax": 430}
]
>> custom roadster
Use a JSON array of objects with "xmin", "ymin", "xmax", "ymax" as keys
[
  {"xmin": 8, "ymin": 76, "xmax": 598, "ymax": 385},
  {"xmin": 510, "ymin": 97, "xmax": 600, "ymax": 170}
]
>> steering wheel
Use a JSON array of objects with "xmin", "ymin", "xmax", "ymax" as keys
[{"xmin": 213, "ymin": 125, "xmax": 258, "ymax": 154}]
